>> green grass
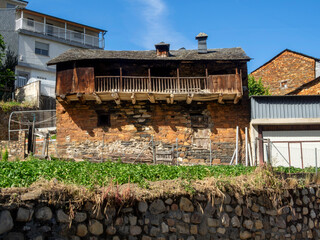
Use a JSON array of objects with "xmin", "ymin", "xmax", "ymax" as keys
[
  {"xmin": 0, "ymin": 158, "xmax": 255, "ymax": 188},
  {"xmin": 0, "ymin": 101, "xmax": 35, "ymax": 112}
]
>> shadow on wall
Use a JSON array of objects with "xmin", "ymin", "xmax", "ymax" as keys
[{"xmin": 57, "ymin": 100, "xmax": 250, "ymax": 145}]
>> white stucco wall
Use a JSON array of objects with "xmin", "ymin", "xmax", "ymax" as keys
[
  {"xmin": 16, "ymin": 65, "xmax": 56, "ymax": 81},
  {"xmin": 18, "ymin": 34, "xmax": 74, "ymax": 71}
]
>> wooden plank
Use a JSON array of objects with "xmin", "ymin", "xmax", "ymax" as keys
[
  {"xmin": 218, "ymin": 94, "xmax": 224, "ymax": 104},
  {"xmin": 234, "ymin": 93, "xmax": 242, "ymax": 104},
  {"xmin": 74, "ymin": 67, "xmax": 95, "ymax": 94},
  {"xmin": 56, "ymin": 68, "xmax": 73, "ymax": 95},
  {"xmin": 131, "ymin": 93, "xmax": 136, "ymax": 104},
  {"xmin": 93, "ymin": 92, "xmax": 102, "ymax": 104},
  {"xmin": 186, "ymin": 93, "xmax": 194, "ymax": 104},
  {"xmin": 120, "ymin": 67, "xmax": 123, "ymax": 91},
  {"xmin": 111, "ymin": 93, "xmax": 120, "ymax": 105},
  {"xmin": 148, "ymin": 93, "xmax": 155, "ymax": 103}
]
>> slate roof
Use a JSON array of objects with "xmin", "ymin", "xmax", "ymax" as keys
[{"xmin": 47, "ymin": 47, "xmax": 250, "ymax": 65}]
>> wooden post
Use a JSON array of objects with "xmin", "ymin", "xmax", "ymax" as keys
[
  {"xmin": 148, "ymin": 68, "xmax": 151, "ymax": 92},
  {"xmin": 258, "ymin": 126, "xmax": 264, "ymax": 165},
  {"xmin": 245, "ymin": 127, "xmax": 248, "ymax": 166},
  {"xmin": 177, "ymin": 68, "xmax": 180, "ymax": 93},
  {"xmin": 235, "ymin": 126, "xmax": 239, "ymax": 165},
  {"xmin": 120, "ymin": 67, "xmax": 123, "ymax": 91}
]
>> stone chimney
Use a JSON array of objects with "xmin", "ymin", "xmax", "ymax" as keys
[
  {"xmin": 195, "ymin": 33, "xmax": 208, "ymax": 54},
  {"xmin": 155, "ymin": 42, "xmax": 170, "ymax": 57}
]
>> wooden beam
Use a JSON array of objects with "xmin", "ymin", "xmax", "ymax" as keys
[
  {"xmin": 58, "ymin": 94, "xmax": 70, "ymax": 104},
  {"xmin": 186, "ymin": 93, "xmax": 194, "ymax": 104},
  {"xmin": 234, "ymin": 93, "xmax": 242, "ymax": 104},
  {"xmin": 93, "ymin": 92, "xmax": 102, "ymax": 104},
  {"xmin": 131, "ymin": 93, "xmax": 136, "ymax": 104},
  {"xmin": 77, "ymin": 92, "xmax": 86, "ymax": 104},
  {"xmin": 170, "ymin": 94, "xmax": 174, "ymax": 104},
  {"xmin": 148, "ymin": 93, "xmax": 155, "ymax": 103},
  {"xmin": 120, "ymin": 67, "xmax": 123, "ymax": 91},
  {"xmin": 111, "ymin": 93, "xmax": 121, "ymax": 105},
  {"xmin": 218, "ymin": 94, "xmax": 224, "ymax": 104}
]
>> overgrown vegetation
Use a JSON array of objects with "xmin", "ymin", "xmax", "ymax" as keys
[
  {"xmin": 248, "ymin": 75, "xmax": 270, "ymax": 96},
  {"xmin": 0, "ymin": 33, "xmax": 18, "ymax": 100},
  {"xmin": 0, "ymin": 100, "xmax": 34, "ymax": 112},
  {"xmin": 0, "ymin": 158, "xmax": 255, "ymax": 188}
]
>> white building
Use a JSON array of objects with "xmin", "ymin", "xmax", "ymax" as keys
[{"xmin": 0, "ymin": 0, "xmax": 106, "ymax": 96}]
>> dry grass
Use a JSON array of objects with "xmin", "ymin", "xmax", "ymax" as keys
[{"xmin": 0, "ymin": 167, "xmax": 302, "ymax": 209}]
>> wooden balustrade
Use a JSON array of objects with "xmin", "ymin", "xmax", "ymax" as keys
[{"xmin": 95, "ymin": 74, "xmax": 242, "ymax": 94}]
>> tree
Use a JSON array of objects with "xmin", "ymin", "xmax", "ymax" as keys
[
  {"xmin": 0, "ymin": 34, "xmax": 17, "ymax": 100},
  {"xmin": 248, "ymin": 75, "xmax": 270, "ymax": 96}
]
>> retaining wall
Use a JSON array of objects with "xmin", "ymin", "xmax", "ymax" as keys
[{"xmin": 1, "ymin": 187, "xmax": 320, "ymax": 239}]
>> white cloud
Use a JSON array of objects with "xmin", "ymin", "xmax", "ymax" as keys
[{"xmin": 133, "ymin": 0, "xmax": 194, "ymax": 50}]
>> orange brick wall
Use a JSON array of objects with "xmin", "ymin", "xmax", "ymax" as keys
[
  {"xmin": 251, "ymin": 51, "xmax": 315, "ymax": 95},
  {"xmin": 56, "ymin": 100, "xmax": 250, "ymax": 164}
]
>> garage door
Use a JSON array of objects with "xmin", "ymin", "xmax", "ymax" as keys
[{"xmin": 262, "ymin": 130, "xmax": 320, "ymax": 168}]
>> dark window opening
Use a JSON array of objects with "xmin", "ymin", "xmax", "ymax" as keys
[
  {"xmin": 190, "ymin": 114, "xmax": 208, "ymax": 128},
  {"xmin": 97, "ymin": 111, "xmax": 110, "ymax": 127}
]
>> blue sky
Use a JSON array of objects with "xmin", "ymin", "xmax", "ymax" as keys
[{"xmin": 27, "ymin": 0, "xmax": 320, "ymax": 72}]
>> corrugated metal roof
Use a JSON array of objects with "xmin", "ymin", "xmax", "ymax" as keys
[{"xmin": 251, "ymin": 96, "xmax": 320, "ymax": 119}]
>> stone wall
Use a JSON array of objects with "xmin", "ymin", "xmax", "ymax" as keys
[
  {"xmin": 289, "ymin": 77, "xmax": 320, "ymax": 95},
  {"xmin": 56, "ymin": 99, "xmax": 250, "ymax": 164},
  {"xmin": 251, "ymin": 50, "xmax": 316, "ymax": 95},
  {"xmin": 1, "ymin": 187, "xmax": 320, "ymax": 239}
]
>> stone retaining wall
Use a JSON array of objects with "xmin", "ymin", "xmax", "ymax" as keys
[{"xmin": 1, "ymin": 187, "xmax": 320, "ymax": 239}]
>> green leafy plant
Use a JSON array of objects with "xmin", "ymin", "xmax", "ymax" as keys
[
  {"xmin": 1, "ymin": 148, "xmax": 8, "ymax": 161},
  {"xmin": 248, "ymin": 75, "xmax": 270, "ymax": 96}
]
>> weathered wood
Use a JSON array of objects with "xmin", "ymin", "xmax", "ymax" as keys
[
  {"xmin": 186, "ymin": 93, "xmax": 194, "ymax": 104},
  {"xmin": 111, "ymin": 93, "xmax": 121, "ymax": 105},
  {"xmin": 131, "ymin": 93, "xmax": 136, "ymax": 104},
  {"xmin": 93, "ymin": 92, "xmax": 102, "ymax": 104},
  {"xmin": 77, "ymin": 92, "xmax": 86, "ymax": 104},
  {"xmin": 170, "ymin": 94, "xmax": 174, "ymax": 104},
  {"xmin": 234, "ymin": 93, "xmax": 241, "ymax": 104},
  {"xmin": 120, "ymin": 67, "xmax": 123, "ymax": 91},
  {"xmin": 218, "ymin": 94, "xmax": 224, "ymax": 104},
  {"xmin": 148, "ymin": 93, "xmax": 155, "ymax": 103}
]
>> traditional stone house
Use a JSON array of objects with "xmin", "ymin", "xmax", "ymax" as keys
[
  {"xmin": 251, "ymin": 49, "xmax": 320, "ymax": 95},
  {"xmin": 48, "ymin": 34, "xmax": 251, "ymax": 164}
]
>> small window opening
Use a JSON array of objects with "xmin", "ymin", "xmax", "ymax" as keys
[
  {"xmin": 190, "ymin": 114, "xmax": 208, "ymax": 128},
  {"xmin": 280, "ymin": 80, "xmax": 288, "ymax": 89},
  {"xmin": 97, "ymin": 111, "xmax": 110, "ymax": 127}
]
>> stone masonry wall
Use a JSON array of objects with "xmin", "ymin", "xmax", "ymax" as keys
[
  {"xmin": 56, "ymin": 100, "xmax": 250, "ymax": 164},
  {"xmin": 251, "ymin": 50, "xmax": 315, "ymax": 95},
  {"xmin": 2, "ymin": 187, "xmax": 320, "ymax": 239}
]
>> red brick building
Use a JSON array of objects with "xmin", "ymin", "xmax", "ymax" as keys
[
  {"xmin": 48, "ymin": 35, "xmax": 251, "ymax": 164},
  {"xmin": 251, "ymin": 49, "xmax": 320, "ymax": 95}
]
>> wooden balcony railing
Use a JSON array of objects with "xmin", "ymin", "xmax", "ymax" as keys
[{"xmin": 95, "ymin": 74, "xmax": 242, "ymax": 94}]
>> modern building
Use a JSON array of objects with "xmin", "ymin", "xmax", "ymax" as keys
[
  {"xmin": 251, "ymin": 49, "xmax": 320, "ymax": 95},
  {"xmin": 0, "ymin": 0, "xmax": 106, "ymax": 94},
  {"xmin": 251, "ymin": 95, "xmax": 320, "ymax": 168},
  {"xmin": 48, "ymin": 34, "xmax": 251, "ymax": 164}
]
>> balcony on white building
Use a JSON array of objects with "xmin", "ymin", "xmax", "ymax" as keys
[{"xmin": 15, "ymin": 10, "xmax": 105, "ymax": 49}]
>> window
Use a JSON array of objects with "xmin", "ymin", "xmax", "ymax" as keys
[
  {"xmin": 6, "ymin": 3, "xmax": 16, "ymax": 8},
  {"xmin": 190, "ymin": 114, "xmax": 208, "ymax": 128},
  {"xmin": 35, "ymin": 41, "xmax": 49, "ymax": 56},
  {"xmin": 280, "ymin": 80, "xmax": 288, "ymax": 89},
  {"xmin": 96, "ymin": 110, "xmax": 111, "ymax": 127},
  {"xmin": 27, "ymin": 18, "xmax": 34, "ymax": 27}
]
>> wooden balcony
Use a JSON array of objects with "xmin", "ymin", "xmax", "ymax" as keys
[
  {"xmin": 57, "ymin": 73, "xmax": 243, "ymax": 104},
  {"xmin": 91, "ymin": 74, "xmax": 242, "ymax": 104}
]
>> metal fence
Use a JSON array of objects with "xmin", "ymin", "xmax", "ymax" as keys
[{"xmin": 258, "ymin": 138, "xmax": 320, "ymax": 169}]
